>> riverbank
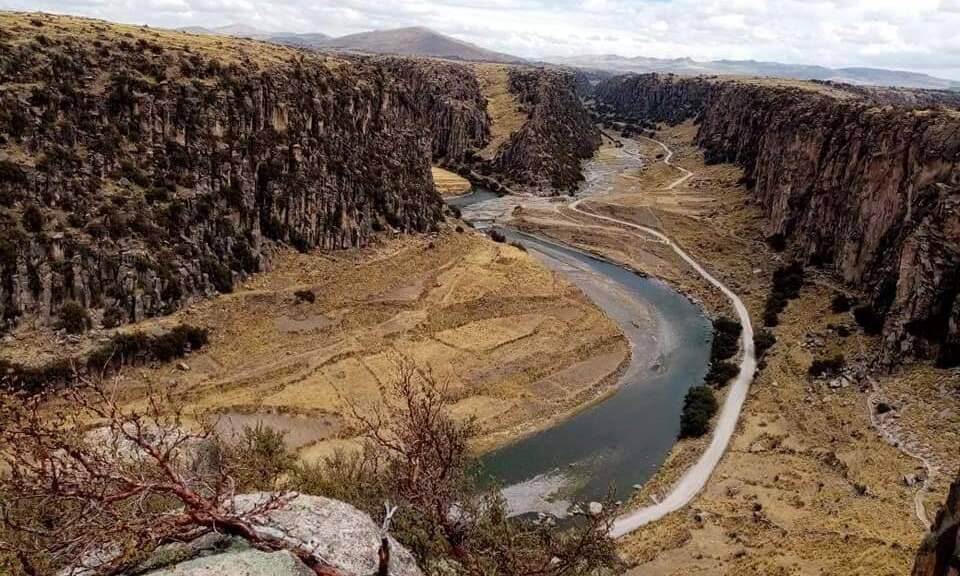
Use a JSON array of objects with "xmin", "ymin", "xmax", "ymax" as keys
[{"xmin": 551, "ymin": 123, "xmax": 959, "ymax": 575}]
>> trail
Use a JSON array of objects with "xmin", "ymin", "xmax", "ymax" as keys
[{"xmin": 568, "ymin": 136, "xmax": 757, "ymax": 538}]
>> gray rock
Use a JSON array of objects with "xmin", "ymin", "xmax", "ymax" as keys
[
  {"xmin": 587, "ymin": 501, "xmax": 603, "ymax": 516},
  {"xmin": 233, "ymin": 493, "xmax": 422, "ymax": 576},
  {"xmin": 147, "ymin": 548, "xmax": 314, "ymax": 576}
]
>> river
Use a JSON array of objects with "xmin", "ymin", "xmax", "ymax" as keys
[{"xmin": 448, "ymin": 140, "xmax": 712, "ymax": 517}]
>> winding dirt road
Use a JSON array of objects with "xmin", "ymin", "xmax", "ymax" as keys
[{"xmin": 568, "ymin": 137, "xmax": 757, "ymax": 538}]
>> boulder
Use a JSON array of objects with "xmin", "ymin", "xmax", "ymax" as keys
[
  {"xmin": 232, "ymin": 493, "xmax": 422, "ymax": 576},
  {"xmin": 148, "ymin": 548, "xmax": 314, "ymax": 576}
]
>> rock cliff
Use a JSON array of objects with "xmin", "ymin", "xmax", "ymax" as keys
[
  {"xmin": 594, "ymin": 73, "xmax": 960, "ymax": 367},
  {"xmin": 913, "ymin": 471, "xmax": 960, "ymax": 576},
  {"xmin": 494, "ymin": 67, "xmax": 600, "ymax": 194},
  {"xmin": 370, "ymin": 56, "xmax": 490, "ymax": 161},
  {"xmin": 0, "ymin": 13, "xmax": 441, "ymax": 333}
]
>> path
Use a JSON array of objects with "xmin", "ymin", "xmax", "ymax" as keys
[{"xmin": 568, "ymin": 136, "xmax": 757, "ymax": 537}]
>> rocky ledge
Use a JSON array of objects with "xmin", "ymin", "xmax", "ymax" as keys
[
  {"xmin": 594, "ymin": 73, "xmax": 960, "ymax": 367},
  {"xmin": 913, "ymin": 471, "xmax": 960, "ymax": 576}
]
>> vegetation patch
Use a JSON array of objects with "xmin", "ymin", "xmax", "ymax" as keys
[
  {"xmin": 679, "ymin": 385, "xmax": 719, "ymax": 438},
  {"xmin": 0, "ymin": 324, "xmax": 209, "ymax": 394},
  {"xmin": 762, "ymin": 261, "xmax": 805, "ymax": 327}
]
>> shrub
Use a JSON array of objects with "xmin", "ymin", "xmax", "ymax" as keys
[
  {"xmin": 831, "ymin": 293, "xmax": 853, "ymax": 313},
  {"xmin": 0, "ymin": 159, "xmax": 27, "ymax": 184},
  {"xmin": 59, "ymin": 301, "xmax": 90, "ymax": 334},
  {"xmin": 766, "ymin": 233, "xmax": 787, "ymax": 252},
  {"xmin": 226, "ymin": 424, "xmax": 296, "ymax": 492},
  {"xmin": 763, "ymin": 262, "xmax": 805, "ymax": 326},
  {"xmin": 710, "ymin": 316, "xmax": 741, "ymax": 362},
  {"xmin": 754, "ymin": 329, "xmax": 776, "ymax": 358},
  {"xmin": 705, "ymin": 361, "xmax": 739, "ymax": 388},
  {"xmin": 679, "ymin": 385, "xmax": 718, "ymax": 438},
  {"xmin": 22, "ymin": 203, "xmax": 44, "ymax": 233},
  {"xmin": 808, "ymin": 354, "xmax": 845, "ymax": 378},
  {"xmin": 853, "ymin": 304, "xmax": 884, "ymax": 335},
  {"xmin": 487, "ymin": 229, "xmax": 506, "ymax": 243},
  {"xmin": 293, "ymin": 289, "xmax": 316, "ymax": 304},
  {"xmin": 102, "ymin": 305, "xmax": 125, "ymax": 328}
]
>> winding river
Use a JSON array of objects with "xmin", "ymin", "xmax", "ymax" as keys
[{"xmin": 447, "ymin": 140, "xmax": 714, "ymax": 518}]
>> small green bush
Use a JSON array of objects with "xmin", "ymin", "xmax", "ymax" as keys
[
  {"xmin": 22, "ymin": 203, "xmax": 44, "ymax": 233},
  {"xmin": 710, "ymin": 316, "xmax": 742, "ymax": 362},
  {"xmin": 294, "ymin": 289, "xmax": 316, "ymax": 304},
  {"xmin": 679, "ymin": 385, "xmax": 718, "ymax": 438},
  {"xmin": 487, "ymin": 229, "xmax": 506, "ymax": 243},
  {"xmin": 831, "ymin": 293, "xmax": 853, "ymax": 313},
  {"xmin": 705, "ymin": 361, "xmax": 739, "ymax": 388},
  {"xmin": 853, "ymin": 304, "xmax": 884, "ymax": 335},
  {"xmin": 754, "ymin": 329, "xmax": 776, "ymax": 358},
  {"xmin": 59, "ymin": 301, "xmax": 90, "ymax": 334},
  {"xmin": 808, "ymin": 354, "xmax": 845, "ymax": 379}
]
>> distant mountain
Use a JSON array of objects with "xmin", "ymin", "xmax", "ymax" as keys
[
  {"xmin": 266, "ymin": 32, "xmax": 330, "ymax": 47},
  {"xmin": 177, "ymin": 23, "xmax": 273, "ymax": 39},
  {"xmin": 546, "ymin": 54, "xmax": 960, "ymax": 90},
  {"xmin": 321, "ymin": 26, "xmax": 524, "ymax": 64},
  {"xmin": 173, "ymin": 24, "xmax": 522, "ymax": 64}
]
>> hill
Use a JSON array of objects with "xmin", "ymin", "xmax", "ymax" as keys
[
  {"xmin": 323, "ymin": 26, "xmax": 524, "ymax": 63},
  {"xmin": 548, "ymin": 54, "xmax": 960, "ymax": 90}
]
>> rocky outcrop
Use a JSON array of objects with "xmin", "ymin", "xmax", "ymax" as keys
[
  {"xmin": 913, "ymin": 471, "xmax": 960, "ymax": 576},
  {"xmin": 370, "ymin": 56, "xmax": 490, "ymax": 161},
  {"xmin": 0, "ymin": 14, "xmax": 441, "ymax": 333},
  {"xmin": 494, "ymin": 68, "xmax": 600, "ymax": 194},
  {"xmin": 595, "ymin": 73, "xmax": 960, "ymax": 366}
]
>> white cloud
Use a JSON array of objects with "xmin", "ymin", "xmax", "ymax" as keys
[{"xmin": 2, "ymin": 0, "xmax": 959, "ymax": 79}]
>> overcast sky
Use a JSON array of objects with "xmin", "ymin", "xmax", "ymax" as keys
[{"xmin": 5, "ymin": 0, "xmax": 960, "ymax": 80}]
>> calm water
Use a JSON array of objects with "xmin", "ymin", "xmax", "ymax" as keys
[{"xmin": 449, "ymin": 188, "xmax": 711, "ymax": 510}]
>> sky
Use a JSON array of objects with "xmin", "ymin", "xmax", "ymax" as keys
[{"xmin": 4, "ymin": 0, "xmax": 960, "ymax": 80}]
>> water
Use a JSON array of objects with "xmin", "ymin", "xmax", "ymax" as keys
[{"xmin": 447, "ymin": 140, "xmax": 711, "ymax": 514}]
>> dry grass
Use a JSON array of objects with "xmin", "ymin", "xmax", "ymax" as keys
[
  {"xmin": 0, "ymin": 11, "xmax": 329, "ymax": 69},
  {"xmin": 21, "ymin": 230, "xmax": 627, "ymax": 459},
  {"xmin": 473, "ymin": 63, "xmax": 526, "ymax": 159},
  {"xmin": 431, "ymin": 166, "xmax": 471, "ymax": 196}
]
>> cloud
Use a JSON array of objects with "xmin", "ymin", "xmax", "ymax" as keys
[{"xmin": 3, "ymin": 0, "xmax": 960, "ymax": 79}]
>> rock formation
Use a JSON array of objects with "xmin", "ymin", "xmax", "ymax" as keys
[
  {"xmin": 913, "ymin": 471, "xmax": 960, "ymax": 576},
  {"xmin": 370, "ymin": 56, "xmax": 490, "ymax": 161},
  {"xmin": 0, "ymin": 14, "xmax": 443, "ymax": 333},
  {"xmin": 494, "ymin": 67, "xmax": 600, "ymax": 194},
  {"xmin": 594, "ymin": 73, "xmax": 960, "ymax": 367}
]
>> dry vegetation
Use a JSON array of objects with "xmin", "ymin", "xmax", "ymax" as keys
[
  {"xmin": 473, "ymin": 63, "xmax": 526, "ymax": 159},
  {"xmin": 10, "ymin": 229, "xmax": 627, "ymax": 459},
  {"xmin": 430, "ymin": 166, "xmax": 471, "ymax": 196}
]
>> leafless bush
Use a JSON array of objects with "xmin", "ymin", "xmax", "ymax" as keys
[{"xmin": 0, "ymin": 380, "xmax": 334, "ymax": 576}]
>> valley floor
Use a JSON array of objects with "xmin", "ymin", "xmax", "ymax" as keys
[
  {"xmin": 5, "ymin": 226, "xmax": 633, "ymax": 458},
  {"xmin": 513, "ymin": 124, "xmax": 960, "ymax": 575}
]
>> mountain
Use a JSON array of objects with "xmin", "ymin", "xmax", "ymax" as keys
[
  {"xmin": 177, "ymin": 23, "xmax": 273, "ymax": 39},
  {"xmin": 266, "ymin": 32, "xmax": 330, "ymax": 47},
  {"xmin": 322, "ymin": 26, "xmax": 524, "ymax": 64},
  {"xmin": 547, "ymin": 54, "xmax": 960, "ymax": 90}
]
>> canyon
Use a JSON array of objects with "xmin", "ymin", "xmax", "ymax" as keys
[
  {"xmin": 2, "ymin": 9, "xmax": 960, "ymax": 576},
  {"xmin": 594, "ymin": 74, "xmax": 960, "ymax": 369}
]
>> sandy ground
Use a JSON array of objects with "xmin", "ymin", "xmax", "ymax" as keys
[
  {"xmin": 506, "ymin": 124, "xmax": 960, "ymax": 574},
  {"xmin": 431, "ymin": 167, "xmax": 471, "ymax": 196},
  {"xmin": 33, "ymin": 228, "xmax": 630, "ymax": 459}
]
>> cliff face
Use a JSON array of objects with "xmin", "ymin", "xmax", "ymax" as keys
[
  {"xmin": 494, "ymin": 68, "xmax": 600, "ymax": 194},
  {"xmin": 370, "ymin": 56, "xmax": 490, "ymax": 161},
  {"xmin": 595, "ymin": 74, "xmax": 960, "ymax": 367},
  {"xmin": 0, "ymin": 14, "xmax": 441, "ymax": 331},
  {"xmin": 913, "ymin": 472, "xmax": 960, "ymax": 576}
]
